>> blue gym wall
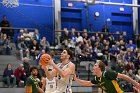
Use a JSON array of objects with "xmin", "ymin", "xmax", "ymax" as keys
[
  {"xmin": 61, "ymin": 0, "xmax": 133, "ymax": 36},
  {"xmin": 0, "ymin": 0, "xmax": 54, "ymax": 42},
  {"xmin": 0, "ymin": 0, "xmax": 136, "ymax": 42}
]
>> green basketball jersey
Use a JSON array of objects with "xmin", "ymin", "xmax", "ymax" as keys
[
  {"xmin": 91, "ymin": 70, "xmax": 123, "ymax": 93},
  {"xmin": 26, "ymin": 76, "xmax": 39, "ymax": 93}
]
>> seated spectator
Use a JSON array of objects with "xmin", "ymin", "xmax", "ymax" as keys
[
  {"xmin": 17, "ymin": 36, "xmax": 29, "ymax": 59},
  {"xmin": 132, "ymin": 48, "xmax": 139, "ymax": 69},
  {"xmin": 109, "ymin": 45, "xmax": 119, "ymax": 67},
  {"xmin": 0, "ymin": 33, "xmax": 5, "ymax": 54},
  {"xmin": 125, "ymin": 48, "xmax": 134, "ymax": 62},
  {"xmin": 118, "ymin": 34, "xmax": 126, "ymax": 42},
  {"xmin": 15, "ymin": 29, "xmax": 24, "ymax": 48},
  {"xmin": 136, "ymin": 69, "xmax": 140, "ymax": 82},
  {"xmin": 14, "ymin": 64, "xmax": 26, "ymax": 87},
  {"xmin": 76, "ymin": 32, "xmax": 83, "ymax": 43},
  {"xmin": 22, "ymin": 57, "xmax": 30, "ymax": 77},
  {"xmin": 134, "ymin": 55, "xmax": 140, "ymax": 70},
  {"xmin": 61, "ymin": 29, "xmax": 71, "ymax": 47},
  {"xmin": 117, "ymin": 50, "xmax": 125, "ymax": 64},
  {"xmin": 17, "ymin": 29, "xmax": 24, "ymax": 42},
  {"xmin": 29, "ymin": 39, "xmax": 40, "ymax": 60},
  {"xmin": 133, "ymin": 48, "xmax": 139, "ymax": 62},
  {"xmin": 102, "ymin": 45, "xmax": 109, "ymax": 63},
  {"xmin": 90, "ymin": 36, "xmax": 96, "ymax": 48},
  {"xmin": 23, "ymin": 29, "xmax": 32, "ymax": 48},
  {"xmin": 82, "ymin": 31, "xmax": 89, "ymax": 44},
  {"xmin": 125, "ymin": 69, "xmax": 137, "ymax": 92},
  {"xmin": 67, "ymin": 38, "xmax": 75, "ymax": 49},
  {"xmin": 70, "ymin": 29, "xmax": 76, "ymax": 47},
  {"xmin": 93, "ymin": 41, "xmax": 102, "ymax": 57},
  {"xmin": 33, "ymin": 29, "xmax": 41, "ymax": 43},
  {"xmin": 125, "ymin": 60, "xmax": 135, "ymax": 72},
  {"xmin": 99, "ymin": 33, "xmax": 105, "ymax": 42},
  {"xmin": 75, "ymin": 42, "xmax": 86, "ymax": 61},
  {"xmin": 108, "ymin": 34, "xmax": 115, "ymax": 47},
  {"xmin": 83, "ymin": 43, "xmax": 93, "ymax": 61},
  {"xmin": 126, "ymin": 40, "xmax": 136, "ymax": 51},
  {"xmin": 102, "ymin": 39, "xmax": 110, "ymax": 48},
  {"xmin": 2, "ymin": 34, "xmax": 12, "ymax": 55},
  {"xmin": 120, "ymin": 40, "xmax": 126, "ymax": 51},
  {"xmin": 40, "ymin": 36, "xmax": 50, "ymax": 53},
  {"xmin": 114, "ymin": 41, "xmax": 121, "ymax": 51},
  {"xmin": 2, "ymin": 63, "xmax": 16, "ymax": 87},
  {"xmin": 114, "ymin": 60, "xmax": 125, "ymax": 73},
  {"xmin": 36, "ymin": 49, "xmax": 46, "ymax": 65}
]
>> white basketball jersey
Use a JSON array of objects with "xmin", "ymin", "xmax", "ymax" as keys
[
  {"xmin": 45, "ymin": 77, "xmax": 56, "ymax": 93},
  {"xmin": 52, "ymin": 62, "xmax": 73, "ymax": 93}
]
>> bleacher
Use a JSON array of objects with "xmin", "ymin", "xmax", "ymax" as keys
[
  {"xmin": 0, "ymin": 53, "xmax": 135, "ymax": 93},
  {"xmin": 0, "ymin": 29, "xmax": 138, "ymax": 93}
]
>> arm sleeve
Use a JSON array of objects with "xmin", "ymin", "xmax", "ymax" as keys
[{"xmin": 105, "ymin": 70, "xmax": 118, "ymax": 80}]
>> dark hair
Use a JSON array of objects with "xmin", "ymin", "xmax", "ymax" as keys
[
  {"xmin": 65, "ymin": 48, "xmax": 73, "ymax": 60},
  {"xmin": 98, "ymin": 61, "xmax": 105, "ymax": 71},
  {"xmin": 6, "ymin": 63, "xmax": 11, "ymax": 68},
  {"xmin": 30, "ymin": 66, "xmax": 38, "ymax": 73}
]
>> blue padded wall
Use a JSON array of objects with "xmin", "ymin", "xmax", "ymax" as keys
[
  {"xmin": 61, "ymin": 0, "xmax": 133, "ymax": 36},
  {"xmin": 0, "ymin": 0, "xmax": 135, "ymax": 42},
  {"xmin": 0, "ymin": 0, "xmax": 54, "ymax": 42}
]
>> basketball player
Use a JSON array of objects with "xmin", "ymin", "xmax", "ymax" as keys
[
  {"xmin": 42, "ymin": 65, "xmax": 56, "ymax": 93},
  {"xmin": 42, "ymin": 48, "xmax": 75, "ymax": 93},
  {"xmin": 42, "ymin": 76, "xmax": 56, "ymax": 93},
  {"xmin": 26, "ymin": 66, "xmax": 44, "ymax": 93},
  {"xmin": 74, "ymin": 61, "xmax": 140, "ymax": 93}
]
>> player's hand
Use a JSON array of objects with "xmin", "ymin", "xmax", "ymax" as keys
[
  {"xmin": 11, "ymin": 75, "xmax": 14, "ymax": 77},
  {"xmin": 46, "ymin": 58, "xmax": 53, "ymax": 65},
  {"xmin": 133, "ymin": 86, "xmax": 140, "ymax": 92},
  {"xmin": 135, "ymin": 82, "xmax": 140, "ymax": 90},
  {"xmin": 73, "ymin": 73, "xmax": 77, "ymax": 81}
]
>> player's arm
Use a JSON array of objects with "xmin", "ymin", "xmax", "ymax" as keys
[
  {"xmin": 26, "ymin": 85, "xmax": 32, "ymax": 93},
  {"xmin": 133, "ymin": 86, "xmax": 140, "ymax": 92},
  {"xmin": 37, "ymin": 87, "xmax": 44, "ymax": 93},
  {"xmin": 51, "ymin": 62, "xmax": 75, "ymax": 77},
  {"xmin": 41, "ymin": 78, "xmax": 46, "ymax": 91},
  {"xmin": 98, "ymin": 88, "xmax": 103, "ymax": 93},
  {"xmin": 117, "ymin": 73, "xmax": 140, "ymax": 89},
  {"xmin": 42, "ymin": 64, "xmax": 57, "ymax": 80},
  {"xmin": 74, "ymin": 75, "xmax": 94, "ymax": 86}
]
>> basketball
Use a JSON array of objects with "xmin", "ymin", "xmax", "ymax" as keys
[{"xmin": 39, "ymin": 54, "xmax": 51, "ymax": 66}]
